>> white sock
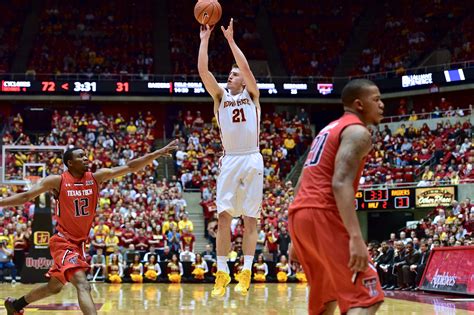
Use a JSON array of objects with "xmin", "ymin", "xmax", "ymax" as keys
[
  {"xmin": 217, "ymin": 256, "xmax": 228, "ymax": 273},
  {"xmin": 243, "ymin": 255, "xmax": 254, "ymax": 271}
]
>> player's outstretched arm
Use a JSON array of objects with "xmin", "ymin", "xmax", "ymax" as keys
[
  {"xmin": 222, "ymin": 18, "xmax": 260, "ymax": 101},
  {"xmin": 332, "ymin": 124, "xmax": 372, "ymax": 273},
  {"xmin": 198, "ymin": 24, "xmax": 224, "ymax": 107},
  {"xmin": 0, "ymin": 175, "xmax": 61, "ymax": 207},
  {"xmin": 93, "ymin": 140, "xmax": 178, "ymax": 184}
]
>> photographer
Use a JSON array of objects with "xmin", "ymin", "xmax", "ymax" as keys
[{"xmin": 0, "ymin": 240, "xmax": 17, "ymax": 283}]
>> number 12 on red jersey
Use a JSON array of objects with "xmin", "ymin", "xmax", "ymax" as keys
[{"xmin": 304, "ymin": 133, "xmax": 328, "ymax": 167}]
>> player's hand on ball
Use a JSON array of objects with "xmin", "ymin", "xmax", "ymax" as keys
[
  {"xmin": 348, "ymin": 236, "xmax": 369, "ymax": 272},
  {"xmin": 157, "ymin": 139, "xmax": 179, "ymax": 157},
  {"xmin": 221, "ymin": 18, "xmax": 234, "ymax": 42},
  {"xmin": 200, "ymin": 24, "xmax": 214, "ymax": 40}
]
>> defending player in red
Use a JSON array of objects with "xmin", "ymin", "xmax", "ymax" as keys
[
  {"xmin": 289, "ymin": 79, "xmax": 385, "ymax": 314},
  {"xmin": 2, "ymin": 140, "xmax": 177, "ymax": 315}
]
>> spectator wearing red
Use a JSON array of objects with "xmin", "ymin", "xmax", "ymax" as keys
[
  {"xmin": 265, "ymin": 225, "xmax": 279, "ymax": 262},
  {"xmin": 180, "ymin": 228, "xmax": 195, "ymax": 252}
]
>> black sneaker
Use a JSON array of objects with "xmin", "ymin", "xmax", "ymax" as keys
[{"xmin": 4, "ymin": 298, "xmax": 24, "ymax": 315}]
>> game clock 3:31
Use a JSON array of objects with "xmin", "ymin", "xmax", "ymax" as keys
[{"xmin": 73, "ymin": 81, "xmax": 97, "ymax": 92}]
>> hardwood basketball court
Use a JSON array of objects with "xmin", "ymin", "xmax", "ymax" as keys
[{"xmin": 1, "ymin": 283, "xmax": 473, "ymax": 314}]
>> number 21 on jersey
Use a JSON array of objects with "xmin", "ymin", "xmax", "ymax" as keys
[
  {"xmin": 304, "ymin": 133, "xmax": 328, "ymax": 167},
  {"xmin": 232, "ymin": 108, "xmax": 247, "ymax": 123}
]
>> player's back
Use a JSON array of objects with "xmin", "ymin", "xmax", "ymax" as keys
[
  {"xmin": 217, "ymin": 88, "xmax": 259, "ymax": 155},
  {"xmin": 55, "ymin": 171, "xmax": 99, "ymax": 242},
  {"xmin": 290, "ymin": 112, "xmax": 367, "ymax": 213}
]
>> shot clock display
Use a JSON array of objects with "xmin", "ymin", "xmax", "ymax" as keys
[{"xmin": 356, "ymin": 188, "xmax": 414, "ymax": 210}]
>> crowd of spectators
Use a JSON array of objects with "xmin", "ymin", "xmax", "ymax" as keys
[
  {"xmin": 0, "ymin": 109, "xmax": 200, "ymax": 283},
  {"xmin": 0, "ymin": 0, "xmax": 29, "ymax": 74},
  {"xmin": 445, "ymin": 7, "xmax": 474, "ymax": 63},
  {"xmin": 3, "ymin": 1, "xmax": 474, "ymax": 77},
  {"xmin": 361, "ymin": 117, "xmax": 472, "ymax": 187},
  {"xmin": 27, "ymin": 0, "xmax": 154, "ymax": 76},
  {"xmin": 383, "ymin": 98, "xmax": 472, "ymax": 122},
  {"xmin": 372, "ymin": 197, "xmax": 474, "ymax": 291},
  {"xmin": 268, "ymin": 0, "xmax": 363, "ymax": 77},
  {"xmin": 352, "ymin": 1, "xmax": 467, "ymax": 76},
  {"xmin": 169, "ymin": 0, "xmax": 265, "ymax": 76},
  {"xmin": 0, "ymin": 104, "xmax": 472, "ymax": 284}
]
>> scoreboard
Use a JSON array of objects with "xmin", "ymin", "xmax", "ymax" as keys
[
  {"xmin": 0, "ymin": 79, "xmax": 336, "ymax": 97},
  {"xmin": 355, "ymin": 188, "xmax": 414, "ymax": 210},
  {"xmin": 355, "ymin": 186, "xmax": 457, "ymax": 210}
]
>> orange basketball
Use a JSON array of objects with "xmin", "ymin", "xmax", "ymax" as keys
[{"xmin": 194, "ymin": 0, "xmax": 222, "ymax": 26}]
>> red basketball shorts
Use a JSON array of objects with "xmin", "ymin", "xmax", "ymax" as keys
[
  {"xmin": 289, "ymin": 208, "xmax": 384, "ymax": 314},
  {"xmin": 46, "ymin": 234, "xmax": 90, "ymax": 284}
]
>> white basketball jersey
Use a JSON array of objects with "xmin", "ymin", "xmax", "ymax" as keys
[{"xmin": 216, "ymin": 88, "xmax": 260, "ymax": 155}]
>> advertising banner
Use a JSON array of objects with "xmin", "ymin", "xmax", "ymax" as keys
[
  {"xmin": 420, "ymin": 247, "xmax": 474, "ymax": 295},
  {"xmin": 415, "ymin": 186, "xmax": 456, "ymax": 208},
  {"xmin": 21, "ymin": 193, "xmax": 54, "ymax": 283}
]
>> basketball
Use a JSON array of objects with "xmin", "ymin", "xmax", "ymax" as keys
[{"xmin": 194, "ymin": 0, "xmax": 222, "ymax": 26}]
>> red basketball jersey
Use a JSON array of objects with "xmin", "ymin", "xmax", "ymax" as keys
[
  {"xmin": 55, "ymin": 171, "xmax": 99, "ymax": 242},
  {"xmin": 289, "ymin": 113, "xmax": 367, "ymax": 213}
]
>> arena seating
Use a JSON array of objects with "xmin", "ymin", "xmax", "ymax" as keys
[
  {"xmin": 362, "ymin": 118, "xmax": 472, "ymax": 187},
  {"xmin": 0, "ymin": 0, "xmax": 29, "ymax": 73},
  {"xmin": 168, "ymin": 0, "xmax": 265, "ymax": 76},
  {"xmin": 28, "ymin": 0, "xmax": 154, "ymax": 75},
  {"xmin": 6, "ymin": 0, "xmax": 472, "ymax": 77},
  {"xmin": 0, "ymin": 104, "xmax": 472, "ymax": 284},
  {"xmin": 267, "ymin": 0, "xmax": 363, "ymax": 77},
  {"xmin": 371, "ymin": 197, "xmax": 474, "ymax": 290},
  {"xmin": 352, "ymin": 1, "xmax": 467, "ymax": 76}
]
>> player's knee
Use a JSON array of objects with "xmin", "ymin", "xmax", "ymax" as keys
[
  {"xmin": 48, "ymin": 283, "xmax": 63, "ymax": 295},
  {"xmin": 243, "ymin": 217, "xmax": 257, "ymax": 233},
  {"xmin": 75, "ymin": 280, "xmax": 91, "ymax": 292},
  {"xmin": 218, "ymin": 212, "xmax": 232, "ymax": 226}
]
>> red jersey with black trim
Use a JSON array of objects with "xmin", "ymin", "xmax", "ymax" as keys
[
  {"xmin": 289, "ymin": 113, "xmax": 367, "ymax": 213},
  {"xmin": 55, "ymin": 171, "xmax": 99, "ymax": 242}
]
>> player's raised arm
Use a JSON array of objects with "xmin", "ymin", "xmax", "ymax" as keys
[
  {"xmin": 332, "ymin": 124, "xmax": 372, "ymax": 273},
  {"xmin": 198, "ymin": 24, "xmax": 224, "ymax": 105},
  {"xmin": 93, "ymin": 140, "xmax": 178, "ymax": 184},
  {"xmin": 222, "ymin": 18, "xmax": 260, "ymax": 102},
  {"xmin": 0, "ymin": 175, "xmax": 61, "ymax": 207}
]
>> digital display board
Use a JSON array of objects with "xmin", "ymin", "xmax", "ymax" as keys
[
  {"xmin": 355, "ymin": 186, "xmax": 457, "ymax": 210},
  {"xmin": 356, "ymin": 188, "xmax": 413, "ymax": 210},
  {"xmin": 1, "ymin": 67, "xmax": 472, "ymax": 97},
  {"xmin": 0, "ymin": 79, "xmax": 334, "ymax": 97}
]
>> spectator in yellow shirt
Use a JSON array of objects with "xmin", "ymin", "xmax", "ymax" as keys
[
  {"xmin": 408, "ymin": 110, "xmax": 418, "ymax": 121},
  {"xmin": 395, "ymin": 124, "xmax": 406, "ymax": 136},
  {"xmin": 93, "ymin": 218, "xmax": 110, "ymax": 235},
  {"xmin": 261, "ymin": 143, "xmax": 273, "ymax": 157},
  {"xmin": 126, "ymin": 122, "xmax": 137, "ymax": 134},
  {"xmin": 444, "ymin": 210, "xmax": 456, "ymax": 225},
  {"xmin": 284, "ymin": 135, "xmax": 296, "ymax": 150},
  {"xmin": 99, "ymin": 193, "xmax": 111, "ymax": 209},
  {"xmin": 421, "ymin": 166, "xmax": 434, "ymax": 181},
  {"xmin": 284, "ymin": 135, "xmax": 296, "ymax": 157},
  {"xmin": 105, "ymin": 230, "xmax": 120, "ymax": 254},
  {"xmin": 178, "ymin": 214, "xmax": 194, "ymax": 233},
  {"xmin": 0, "ymin": 230, "xmax": 14, "ymax": 250},
  {"xmin": 162, "ymin": 215, "xmax": 177, "ymax": 235}
]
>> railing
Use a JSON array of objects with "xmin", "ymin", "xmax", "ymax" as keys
[
  {"xmin": 359, "ymin": 178, "xmax": 473, "ymax": 190},
  {"xmin": 381, "ymin": 107, "xmax": 473, "ymax": 124},
  {"xmin": 352, "ymin": 59, "xmax": 474, "ymax": 80},
  {"xmin": 1, "ymin": 59, "xmax": 473, "ymax": 83}
]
